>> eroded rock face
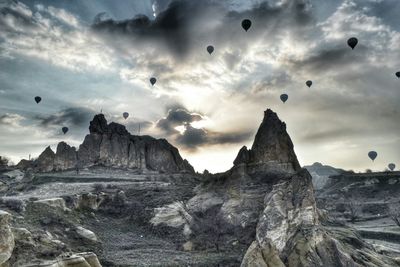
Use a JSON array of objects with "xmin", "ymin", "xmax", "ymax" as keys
[
  {"xmin": 0, "ymin": 210, "xmax": 14, "ymax": 265},
  {"xmin": 233, "ymin": 109, "xmax": 300, "ymax": 174},
  {"xmin": 54, "ymin": 142, "xmax": 78, "ymax": 171},
  {"xmin": 19, "ymin": 114, "xmax": 194, "ymax": 174},
  {"xmin": 249, "ymin": 109, "xmax": 301, "ymax": 172},
  {"xmin": 151, "ymin": 109, "xmax": 399, "ymax": 266},
  {"xmin": 35, "ymin": 146, "xmax": 55, "ymax": 173}
]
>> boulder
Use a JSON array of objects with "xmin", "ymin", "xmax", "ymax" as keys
[
  {"xmin": 33, "ymin": 198, "xmax": 69, "ymax": 212},
  {"xmin": 74, "ymin": 226, "xmax": 98, "ymax": 243},
  {"xmin": 0, "ymin": 210, "xmax": 14, "ymax": 265}
]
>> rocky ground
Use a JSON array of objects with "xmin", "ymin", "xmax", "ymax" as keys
[
  {"xmin": 314, "ymin": 170, "xmax": 400, "ymax": 261},
  {"xmin": 1, "ymin": 110, "xmax": 400, "ymax": 266}
]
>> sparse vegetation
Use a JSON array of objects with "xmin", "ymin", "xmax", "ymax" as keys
[
  {"xmin": 0, "ymin": 198, "xmax": 24, "ymax": 212},
  {"xmin": 93, "ymin": 183, "xmax": 105, "ymax": 192},
  {"xmin": 388, "ymin": 202, "xmax": 400, "ymax": 227},
  {"xmin": 190, "ymin": 205, "xmax": 235, "ymax": 252},
  {"xmin": 347, "ymin": 199, "xmax": 360, "ymax": 223},
  {"xmin": 0, "ymin": 156, "xmax": 9, "ymax": 168}
]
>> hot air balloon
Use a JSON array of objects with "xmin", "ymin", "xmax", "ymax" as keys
[
  {"xmin": 207, "ymin": 45, "xmax": 214, "ymax": 55},
  {"xmin": 306, "ymin": 80, "xmax": 312, "ymax": 88},
  {"xmin": 150, "ymin": 77, "xmax": 157, "ymax": 86},
  {"xmin": 388, "ymin": 163, "xmax": 396, "ymax": 171},
  {"xmin": 368, "ymin": 151, "xmax": 377, "ymax": 161},
  {"xmin": 241, "ymin": 19, "xmax": 252, "ymax": 32},
  {"xmin": 34, "ymin": 96, "xmax": 42, "ymax": 104},
  {"xmin": 62, "ymin": 127, "xmax": 69, "ymax": 134},
  {"xmin": 347, "ymin": 37, "xmax": 358, "ymax": 49},
  {"xmin": 280, "ymin": 94, "xmax": 288, "ymax": 103},
  {"xmin": 123, "ymin": 112, "xmax": 129, "ymax": 120},
  {"xmin": 396, "ymin": 72, "xmax": 400, "ymax": 78}
]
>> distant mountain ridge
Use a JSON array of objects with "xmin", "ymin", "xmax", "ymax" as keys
[
  {"xmin": 17, "ymin": 114, "xmax": 194, "ymax": 173},
  {"xmin": 304, "ymin": 162, "xmax": 345, "ymax": 190}
]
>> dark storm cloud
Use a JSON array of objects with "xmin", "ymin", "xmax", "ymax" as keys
[
  {"xmin": 0, "ymin": 113, "xmax": 19, "ymax": 125},
  {"xmin": 176, "ymin": 125, "xmax": 253, "ymax": 150},
  {"xmin": 176, "ymin": 124, "xmax": 207, "ymax": 147},
  {"xmin": 156, "ymin": 108, "xmax": 203, "ymax": 133},
  {"xmin": 34, "ymin": 107, "xmax": 94, "ymax": 128},
  {"xmin": 91, "ymin": 0, "xmax": 213, "ymax": 57},
  {"xmin": 288, "ymin": 45, "xmax": 368, "ymax": 72},
  {"xmin": 156, "ymin": 107, "xmax": 252, "ymax": 150},
  {"xmin": 91, "ymin": 0, "xmax": 314, "ymax": 58},
  {"xmin": 0, "ymin": 3, "xmax": 37, "ymax": 31}
]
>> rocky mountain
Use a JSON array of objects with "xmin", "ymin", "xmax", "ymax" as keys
[
  {"xmin": 233, "ymin": 109, "xmax": 301, "ymax": 173},
  {"xmin": 2, "ymin": 109, "xmax": 399, "ymax": 266},
  {"xmin": 18, "ymin": 114, "xmax": 194, "ymax": 174},
  {"xmin": 304, "ymin": 162, "xmax": 344, "ymax": 190},
  {"xmin": 151, "ymin": 109, "xmax": 399, "ymax": 266}
]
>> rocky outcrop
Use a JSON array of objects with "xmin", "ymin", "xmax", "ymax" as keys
[
  {"xmin": 35, "ymin": 146, "xmax": 55, "ymax": 173},
  {"xmin": 233, "ymin": 109, "xmax": 301, "ymax": 173},
  {"xmin": 304, "ymin": 162, "xmax": 344, "ymax": 190},
  {"xmin": 151, "ymin": 109, "xmax": 400, "ymax": 266},
  {"xmin": 54, "ymin": 142, "xmax": 78, "ymax": 171},
  {"xmin": 19, "ymin": 114, "xmax": 194, "ymax": 174},
  {"xmin": 0, "ymin": 210, "xmax": 14, "ymax": 265}
]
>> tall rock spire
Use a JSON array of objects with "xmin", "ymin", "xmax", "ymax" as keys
[{"xmin": 234, "ymin": 109, "xmax": 301, "ymax": 173}]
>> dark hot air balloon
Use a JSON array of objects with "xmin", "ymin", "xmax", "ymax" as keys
[
  {"xmin": 347, "ymin": 37, "xmax": 358, "ymax": 49},
  {"xmin": 62, "ymin": 127, "xmax": 69, "ymax": 134},
  {"xmin": 123, "ymin": 112, "xmax": 129, "ymax": 120},
  {"xmin": 388, "ymin": 163, "xmax": 396, "ymax": 171},
  {"xmin": 396, "ymin": 72, "xmax": 400, "ymax": 78},
  {"xmin": 368, "ymin": 151, "xmax": 377, "ymax": 161},
  {"xmin": 280, "ymin": 94, "xmax": 288, "ymax": 103},
  {"xmin": 306, "ymin": 80, "xmax": 312, "ymax": 88},
  {"xmin": 150, "ymin": 77, "xmax": 157, "ymax": 86},
  {"xmin": 241, "ymin": 19, "xmax": 252, "ymax": 32},
  {"xmin": 207, "ymin": 45, "xmax": 214, "ymax": 55},
  {"xmin": 34, "ymin": 96, "xmax": 42, "ymax": 104}
]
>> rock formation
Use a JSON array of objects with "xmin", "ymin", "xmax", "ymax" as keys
[
  {"xmin": 151, "ymin": 109, "xmax": 399, "ymax": 267},
  {"xmin": 304, "ymin": 162, "xmax": 344, "ymax": 190},
  {"xmin": 0, "ymin": 210, "xmax": 14, "ymax": 265},
  {"xmin": 18, "ymin": 114, "xmax": 194, "ymax": 173},
  {"xmin": 233, "ymin": 109, "xmax": 301, "ymax": 174}
]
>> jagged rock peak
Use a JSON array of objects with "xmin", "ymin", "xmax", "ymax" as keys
[
  {"xmin": 19, "ymin": 114, "xmax": 194, "ymax": 173},
  {"xmin": 252, "ymin": 109, "xmax": 301, "ymax": 171},
  {"xmin": 234, "ymin": 109, "xmax": 301, "ymax": 173},
  {"xmin": 89, "ymin": 114, "xmax": 109, "ymax": 134},
  {"xmin": 41, "ymin": 146, "xmax": 55, "ymax": 156},
  {"xmin": 89, "ymin": 114, "xmax": 129, "ymax": 135}
]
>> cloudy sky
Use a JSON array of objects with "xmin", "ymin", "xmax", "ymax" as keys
[{"xmin": 0, "ymin": 0, "xmax": 399, "ymax": 172}]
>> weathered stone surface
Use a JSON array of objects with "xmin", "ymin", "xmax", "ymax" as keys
[
  {"xmin": 33, "ymin": 198, "xmax": 69, "ymax": 212},
  {"xmin": 76, "ymin": 193, "xmax": 106, "ymax": 210},
  {"xmin": 54, "ymin": 142, "xmax": 77, "ymax": 171},
  {"xmin": 20, "ymin": 114, "xmax": 194, "ymax": 174},
  {"xmin": 232, "ymin": 109, "xmax": 301, "ymax": 173},
  {"xmin": 22, "ymin": 252, "xmax": 102, "ymax": 267},
  {"xmin": 0, "ymin": 210, "xmax": 14, "ymax": 265},
  {"xmin": 74, "ymin": 226, "xmax": 98, "ymax": 243},
  {"xmin": 2, "ymin": 170, "xmax": 24, "ymax": 181},
  {"xmin": 35, "ymin": 146, "xmax": 55, "ymax": 173},
  {"xmin": 150, "ymin": 109, "xmax": 399, "ymax": 267},
  {"xmin": 304, "ymin": 162, "xmax": 343, "ymax": 190}
]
